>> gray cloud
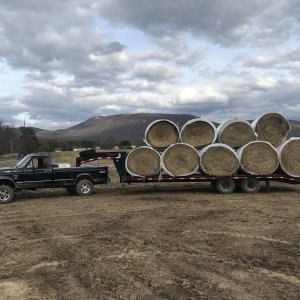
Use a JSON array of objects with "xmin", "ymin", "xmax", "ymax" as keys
[
  {"xmin": 0, "ymin": 0, "xmax": 300, "ymax": 130},
  {"xmin": 96, "ymin": 0, "xmax": 297, "ymax": 46},
  {"xmin": 134, "ymin": 63, "xmax": 181, "ymax": 82},
  {"xmin": 0, "ymin": 0, "xmax": 127, "ymax": 88},
  {"xmin": 244, "ymin": 47, "xmax": 300, "ymax": 72}
]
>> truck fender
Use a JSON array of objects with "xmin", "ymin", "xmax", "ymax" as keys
[
  {"xmin": 74, "ymin": 173, "xmax": 94, "ymax": 184},
  {"xmin": 0, "ymin": 176, "xmax": 16, "ymax": 188}
]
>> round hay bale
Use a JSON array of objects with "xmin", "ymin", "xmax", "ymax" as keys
[
  {"xmin": 125, "ymin": 146, "xmax": 161, "ymax": 177},
  {"xmin": 181, "ymin": 118, "xmax": 217, "ymax": 149},
  {"xmin": 217, "ymin": 119, "xmax": 256, "ymax": 149},
  {"xmin": 278, "ymin": 138, "xmax": 300, "ymax": 177},
  {"xmin": 252, "ymin": 113, "xmax": 291, "ymax": 148},
  {"xmin": 199, "ymin": 144, "xmax": 239, "ymax": 177},
  {"xmin": 161, "ymin": 143, "xmax": 200, "ymax": 177},
  {"xmin": 145, "ymin": 119, "xmax": 179, "ymax": 149},
  {"xmin": 237, "ymin": 141, "xmax": 279, "ymax": 175}
]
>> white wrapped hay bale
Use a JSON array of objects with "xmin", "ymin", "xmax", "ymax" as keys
[
  {"xmin": 161, "ymin": 143, "xmax": 200, "ymax": 177},
  {"xmin": 125, "ymin": 146, "xmax": 161, "ymax": 177},
  {"xmin": 145, "ymin": 119, "xmax": 180, "ymax": 149},
  {"xmin": 180, "ymin": 118, "xmax": 217, "ymax": 149},
  {"xmin": 199, "ymin": 143, "xmax": 239, "ymax": 177},
  {"xmin": 252, "ymin": 113, "xmax": 291, "ymax": 148},
  {"xmin": 217, "ymin": 119, "xmax": 256, "ymax": 149},
  {"xmin": 278, "ymin": 138, "xmax": 300, "ymax": 178},
  {"xmin": 237, "ymin": 141, "xmax": 279, "ymax": 175}
]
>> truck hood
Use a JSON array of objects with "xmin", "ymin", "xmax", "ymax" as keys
[{"xmin": 0, "ymin": 167, "xmax": 18, "ymax": 173}]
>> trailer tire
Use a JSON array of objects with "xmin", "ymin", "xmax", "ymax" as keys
[
  {"xmin": 76, "ymin": 179, "xmax": 94, "ymax": 196},
  {"xmin": 241, "ymin": 178, "xmax": 261, "ymax": 193},
  {"xmin": 211, "ymin": 181, "xmax": 217, "ymax": 190},
  {"xmin": 0, "ymin": 185, "xmax": 15, "ymax": 204},
  {"xmin": 215, "ymin": 178, "xmax": 236, "ymax": 194}
]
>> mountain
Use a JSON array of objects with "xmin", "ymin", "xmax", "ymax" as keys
[
  {"xmin": 290, "ymin": 120, "xmax": 300, "ymax": 136},
  {"xmin": 36, "ymin": 114, "xmax": 300, "ymax": 145},
  {"xmin": 8, "ymin": 126, "xmax": 47, "ymax": 134},
  {"xmin": 36, "ymin": 113, "xmax": 196, "ymax": 144}
]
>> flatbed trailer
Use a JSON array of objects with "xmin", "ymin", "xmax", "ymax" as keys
[{"xmin": 76, "ymin": 150, "xmax": 300, "ymax": 194}]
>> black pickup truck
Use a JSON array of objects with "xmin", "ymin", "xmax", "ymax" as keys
[{"xmin": 0, "ymin": 154, "xmax": 108, "ymax": 204}]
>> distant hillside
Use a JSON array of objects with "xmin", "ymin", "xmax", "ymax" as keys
[
  {"xmin": 290, "ymin": 120, "xmax": 300, "ymax": 136},
  {"xmin": 37, "ymin": 113, "xmax": 196, "ymax": 145},
  {"xmin": 12, "ymin": 126, "xmax": 47, "ymax": 134},
  {"xmin": 36, "ymin": 114, "xmax": 300, "ymax": 145}
]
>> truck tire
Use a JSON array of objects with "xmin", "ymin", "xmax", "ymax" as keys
[
  {"xmin": 241, "ymin": 178, "xmax": 261, "ymax": 193},
  {"xmin": 0, "ymin": 185, "xmax": 15, "ymax": 204},
  {"xmin": 79, "ymin": 149, "xmax": 96, "ymax": 157},
  {"xmin": 76, "ymin": 179, "xmax": 94, "ymax": 196},
  {"xmin": 215, "ymin": 178, "xmax": 236, "ymax": 194}
]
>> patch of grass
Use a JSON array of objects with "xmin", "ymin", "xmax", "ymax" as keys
[{"xmin": 0, "ymin": 159, "xmax": 18, "ymax": 168}]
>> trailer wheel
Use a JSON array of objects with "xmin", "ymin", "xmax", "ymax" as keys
[
  {"xmin": 76, "ymin": 179, "xmax": 94, "ymax": 196},
  {"xmin": 215, "ymin": 178, "xmax": 236, "ymax": 194},
  {"xmin": 0, "ymin": 185, "xmax": 15, "ymax": 204},
  {"xmin": 241, "ymin": 178, "xmax": 261, "ymax": 193}
]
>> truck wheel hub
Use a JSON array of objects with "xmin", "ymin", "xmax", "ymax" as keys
[
  {"xmin": 0, "ymin": 189, "xmax": 10, "ymax": 201},
  {"xmin": 80, "ymin": 183, "xmax": 90, "ymax": 193}
]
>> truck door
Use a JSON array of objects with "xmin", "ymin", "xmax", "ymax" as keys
[{"xmin": 21, "ymin": 157, "xmax": 52, "ymax": 188}]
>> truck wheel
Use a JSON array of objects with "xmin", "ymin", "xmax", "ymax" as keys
[
  {"xmin": 215, "ymin": 178, "xmax": 236, "ymax": 194},
  {"xmin": 241, "ymin": 178, "xmax": 261, "ymax": 193},
  {"xmin": 0, "ymin": 185, "xmax": 15, "ymax": 204},
  {"xmin": 76, "ymin": 179, "xmax": 94, "ymax": 196},
  {"xmin": 79, "ymin": 149, "xmax": 96, "ymax": 157}
]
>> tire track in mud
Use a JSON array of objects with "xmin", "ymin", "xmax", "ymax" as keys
[{"xmin": 1, "ymin": 184, "xmax": 300, "ymax": 299}]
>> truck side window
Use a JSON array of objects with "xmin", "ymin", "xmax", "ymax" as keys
[
  {"xmin": 26, "ymin": 162, "xmax": 31, "ymax": 169},
  {"xmin": 38, "ymin": 158, "xmax": 47, "ymax": 169},
  {"xmin": 26, "ymin": 158, "xmax": 43, "ymax": 169},
  {"xmin": 26, "ymin": 159, "xmax": 35, "ymax": 169}
]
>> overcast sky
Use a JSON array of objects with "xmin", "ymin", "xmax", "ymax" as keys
[{"xmin": 0, "ymin": 0, "xmax": 300, "ymax": 129}]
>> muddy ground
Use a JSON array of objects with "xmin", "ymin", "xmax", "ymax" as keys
[{"xmin": 0, "ymin": 182, "xmax": 299, "ymax": 299}]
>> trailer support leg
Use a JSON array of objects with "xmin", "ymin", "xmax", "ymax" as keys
[
  {"xmin": 121, "ymin": 175, "xmax": 126, "ymax": 188},
  {"xmin": 266, "ymin": 179, "xmax": 270, "ymax": 193}
]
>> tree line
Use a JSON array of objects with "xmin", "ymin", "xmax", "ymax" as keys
[
  {"xmin": 0, "ymin": 122, "xmax": 39, "ymax": 156},
  {"xmin": 0, "ymin": 122, "xmax": 132, "ymax": 156}
]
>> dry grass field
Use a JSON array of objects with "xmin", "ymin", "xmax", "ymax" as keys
[{"xmin": 0, "ymin": 153, "xmax": 299, "ymax": 299}]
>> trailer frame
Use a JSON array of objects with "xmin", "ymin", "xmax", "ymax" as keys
[{"xmin": 76, "ymin": 151, "xmax": 300, "ymax": 193}]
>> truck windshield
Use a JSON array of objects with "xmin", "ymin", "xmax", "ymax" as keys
[{"xmin": 16, "ymin": 155, "xmax": 32, "ymax": 168}]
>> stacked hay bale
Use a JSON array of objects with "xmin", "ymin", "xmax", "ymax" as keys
[
  {"xmin": 125, "ymin": 147, "xmax": 161, "ymax": 177},
  {"xmin": 217, "ymin": 119, "xmax": 256, "ymax": 149},
  {"xmin": 145, "ymin": 119, "xmax": 180, "ymax": 149},
  {"xmin": 252, "ymin": 113, "xmax": 291, "ymax": 148},
  {"xmin": 199, "ymin": 144, "xmax": 239, "ymax": 177},
  {"xmin": 125, "ymin": 112, "xmax": 299, "ymax": 178},
  {"xmin": 237, "ymin": 141, "xmax": 279, "ymax": 175},
  {"xmin": 278, "ymin": 138, "xmax": 300, "ymax": 177},
  {"xmin": 181, "ymin": 118, "xmax": 217, "ymax": 149},
  {"xmin": 161, "ymin": 143, "xmax": 200, "ymax": 177}
]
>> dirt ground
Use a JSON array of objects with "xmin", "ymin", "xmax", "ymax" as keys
[{"xmin": 0, "ymin": 181, "xmax": 299, "ymax": 299}]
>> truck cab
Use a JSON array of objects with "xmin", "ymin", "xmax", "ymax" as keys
[{"xmin": 15, "ymin": 154, "xmax": 53, "ymax": 189}]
